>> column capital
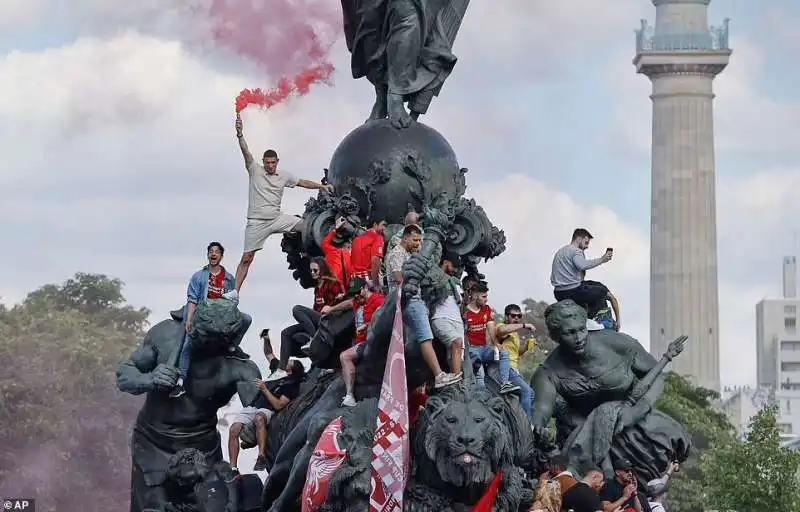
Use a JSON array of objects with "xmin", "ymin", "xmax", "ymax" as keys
[{"xmin": 638, "ymin": 61, "xmax": 728, "ymax": 78}]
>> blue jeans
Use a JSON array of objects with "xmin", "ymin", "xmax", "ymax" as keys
[
  {"xmin": 178, "ymin": 310, "xmax": 252, "ymax": 379},
  {"xmin": 509, "ymin": 368, "xmax": 534, "ymax": 419},
  {"xmin": 468, "ymin": 345, "xmax": 511, "ymax": 384},
  {"xmin": 403, "ymin": 296, "xmax": 433, "ymax": 343}
]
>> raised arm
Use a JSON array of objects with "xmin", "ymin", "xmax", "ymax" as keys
[
  {"xmin": 235, "ymin": 113, "xmax": 254, "ymax": 170},
  {"xmin": 572, "ymin": 250, "xmax": 607, "ymax": 271},
  {"xmin": 116, "ymin": 331, "xmax": 178, "ymax": 395}
]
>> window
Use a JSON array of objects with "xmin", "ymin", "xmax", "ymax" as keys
[
  {"xmin": 781, "ymin": 362, "xmax": 800, "ymax": 372},
  {"xmin": 786, "ymin": 317, "xmax": 797, "ymax": 331},
  {"xmin": 778, "ymin": 423, "xmax": 793, "ymax": 435},
  {"xmin": 786, "ymin": 305, "xmax": 797, "ymax": 314},
  {"xmin": 781, "ymin": 340, "xmax": 800, "ymax": 351}
]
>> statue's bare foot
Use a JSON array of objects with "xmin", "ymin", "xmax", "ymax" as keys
[{"xmin": 387, "ymin": 93, "xmax": 412, "ymax": 129}]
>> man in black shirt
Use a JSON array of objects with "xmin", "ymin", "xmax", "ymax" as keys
[
  {"xmin": 599, "ymin": 458, "xmax": 651, "ymax": 512},
  {"xmin": 227, "ymin": 359, "xmax": 305, "ymax": 472},
  {"xmin": 561, "ymin": 467, "xmax": 606, "ymax": 512}
]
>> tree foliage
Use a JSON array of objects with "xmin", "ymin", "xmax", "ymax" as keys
[
  {"xmin": 0, "ymin": 273, "xmax": 149, "ymax": 512},
  {"xmin": 698, "ymin": 405, "xmax": 800, "ymax": 511},
  {"xmin": 653, "ymin": 373, "xmax": 736, "ymax": 511}
]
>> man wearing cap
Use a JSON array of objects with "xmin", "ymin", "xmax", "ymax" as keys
[
  {"xmin": 334, "ymin": 277, "xmax": 386, "ymax": 407},
  {"xmin": 599, "ymin": 458, "xmax": 651, "ymax": 512},
  {"xmin": 645, "ymin": 461, "xmax": 678, "ymax": 512}
]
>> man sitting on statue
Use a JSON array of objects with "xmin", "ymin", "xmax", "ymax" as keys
[
  {"xmin": 386, "ymin": 224, "xmax": 461, "ymax": 388},
  {"xmin": 550, "ymin": 228, "xmax": 613, "ymax": 316},
  {"xmin": 282, "ymin": 257, "xmax": 345, "ymax": 363},
  {"xmin": 171, "ymin": 242, "xmax": 249, "ymax": 398},
  {"xmin": 227, "ymin": 358, "xmax": 306, "ymax": 473},
  {"xmin": 495, "ymin": 303, "xmax": 537, "ymax": 419},
  {"xmin": 338, "ymin": 277, "xmax": 386, "ymax": 407},
  {"xmin": 233, "ymin": 113, "xmax": 333, "ymax": 294},
  {"xmin": 350, "ymin": 215, "xmax": 386, "ymax": 287},
  {"xmin": 464, "ymin": 282, "xmax": 519, "ymax": 395}
]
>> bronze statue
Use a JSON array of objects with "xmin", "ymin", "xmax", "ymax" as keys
[
  {"xmin": 531, "ymin": 300, "xmax": 691, "ymax": 483},
  {"xmin": 341, "ymin": 0, "xmax": 470, "ymax": 128},
  {"xmin": 116, "ymin": 299, "xmax": 261, "ymax": 512}
]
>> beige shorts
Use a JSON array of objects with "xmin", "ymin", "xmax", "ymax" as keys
[
  {"xmin": 243, "ymin": 215, "xmax": 302, "ymax": 252},
  {"xmin": 231, "ymin": 407, "xmax": 274, "ymax": 426}
]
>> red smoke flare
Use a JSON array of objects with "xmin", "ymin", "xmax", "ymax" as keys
[
  {"xmin": 235, "ymin": 62, "xmax": 334, "ymax": 113},
  {"xmin": 206, "ymin": 0, "xmax": 340, "ymax": 114}
]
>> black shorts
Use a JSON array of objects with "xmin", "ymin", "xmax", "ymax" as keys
[{"xmin": 554, "ymin": 280, "xmax": 609, "ymax": 317}]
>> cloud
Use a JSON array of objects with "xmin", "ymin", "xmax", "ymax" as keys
[{"xmin": 5, "ymin": 0, "xmax": 800, "ymax": 397}]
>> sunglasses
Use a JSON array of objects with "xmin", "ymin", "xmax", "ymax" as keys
[{"xmin": 508, "ymin": 313, "xmax": 522, "ymax": 319}]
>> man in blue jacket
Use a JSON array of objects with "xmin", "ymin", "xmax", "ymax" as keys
[{"xmin": 171, "ymin": 242, "xmax": 252, "ymax": 398}]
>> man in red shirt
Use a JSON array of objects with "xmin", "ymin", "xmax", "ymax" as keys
[
  {"xmin": 320, "ymin": 216, "xmax": 353, "ymax": 286},
  {"xmin": 350, "ymin": 216, "xmax": 386, "ymax": 287},
  {"xmin": 336, "ymin": 277, "xmax": 386, "ymax": 407},
  {"xmin": 463, "ymin": 281, "xmax": 519, "ymax": 395}
]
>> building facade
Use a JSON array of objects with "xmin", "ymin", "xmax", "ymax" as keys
[
  {"xmin": 633, "ymin": 0, "xmax": 731, "ymax": 392},
  {"xmin": 721, "ymin": 257, "xmax": 800, "ymax": 443}
]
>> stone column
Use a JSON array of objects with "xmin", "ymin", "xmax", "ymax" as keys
[{"xmin": 634, "ymin": 0, "xmax": 731, "ymax": 392}]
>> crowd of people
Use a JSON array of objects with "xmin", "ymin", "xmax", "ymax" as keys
[
  {"xmin": 532, "ymin": 454, "xmax": 678, "ymax": 512},
  {"xmin": 164, "ymin": 115, "xmax": 681, "ymax": 511}
]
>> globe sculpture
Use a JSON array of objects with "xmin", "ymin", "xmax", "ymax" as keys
[{"xmin": 281, "ymin": 119, "xmax": 506, "ymax": 288}]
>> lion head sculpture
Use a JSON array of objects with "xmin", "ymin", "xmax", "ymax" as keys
[
  {"xmin": 406, "ymin": 387, "xmax": 530, "ymax": 511},
  {"xmin": 421, "ymin": 393, "xmax": 511, "ymax": 488}
]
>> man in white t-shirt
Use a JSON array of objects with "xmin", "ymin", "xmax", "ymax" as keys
[{"xmin": 233, "ymin": 114, "xmax": 333, "ymax": 292}]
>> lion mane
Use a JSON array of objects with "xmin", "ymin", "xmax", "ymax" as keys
[{"xmin": 406, "ymin": 388, "xmax": 529, "ymax": 511}]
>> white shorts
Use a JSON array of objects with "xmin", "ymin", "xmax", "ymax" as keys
[
  {"xmin": 431, "ymin": 316, "xmax": 464, "ymax": 346},
  {"xmin": 230, "ymin": 407, "xmax": 274, "ymax": 426},
  {"xmin": 243, "ymin": 215, "xmax": 302, "ymax": 252}
]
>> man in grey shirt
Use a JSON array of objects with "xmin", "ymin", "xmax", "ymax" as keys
[
  {"xmin": 550, "ymin": 228, "xmax": 613, "ymax": 316},
  {"xmin": 233, "ymin": 113, "xmax": 333, "ymax": 293}
]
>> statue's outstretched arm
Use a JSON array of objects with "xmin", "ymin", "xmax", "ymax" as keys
[
  {"xmin": 614, "ymin": 332, "xmax": 664, "ymax": 409},
  {"xmin": 530, "ymin": 368, "xmax": 557, "ymax": 429},
  {"xmin": 116, "ymin": 333, "xmax": 160, "ymax": 395}
]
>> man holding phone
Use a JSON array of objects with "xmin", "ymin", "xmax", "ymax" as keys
[{"xmin": 550, "ymin": 228, "xmax": 614, "ymax": 318}]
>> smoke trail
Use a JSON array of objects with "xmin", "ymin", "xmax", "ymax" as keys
[
  {"xmin": 25, "ymin": 0, "xmax": 343, "ymax": 114},
  {"xmin": 204, "ymin": 0, "xmax": 341, "ymax": 113}
]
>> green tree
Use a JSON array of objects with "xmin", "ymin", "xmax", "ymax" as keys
[
  {"xmin": 654, "ymin": 373, "xmax": 736, "ymax": 511},
  {"xmin": 698, "ymin": 405, "xmax": 800, "ymax": 511},
  {"xmin": 0, "ymin": 273, "xmax": 149, "ymax": 512}
]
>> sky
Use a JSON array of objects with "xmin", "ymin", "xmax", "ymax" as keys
[{"xmin": 3, "ymin": 0, "xmax": 800, "ymax": 392}]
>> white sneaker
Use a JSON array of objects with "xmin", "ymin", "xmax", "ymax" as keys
[
  {"xmin": 265, "ymin": 369, "xmax": 288, "ymax": 382},
  {"xmin": 434, "ymin": 372, "xmax": 463, "ymax": 389},
  {"xmin": 300, "ymin": 342, "xmax": 312, "ymax": 354},
  {"xmin": 222, "ymin": 290, "xmax": 239, "ymax": 303},
  {"xmin": 341, "ymin": 395, "xmax": 357, "ymax": 407}
]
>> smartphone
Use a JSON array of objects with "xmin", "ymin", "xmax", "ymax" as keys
[{"xmin": 606, "ymin": 247, "xmax": 613, "ymax": 253}]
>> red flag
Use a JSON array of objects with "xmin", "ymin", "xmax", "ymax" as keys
[
  {"xmin": 369, "ymin": 289, "xmax": 410, "ymax": 511},
  {"xmin": 472, "ymin": 470, "xmax": 503, "ymax": 512},
  {"xmin": 302, "ymin": 416, "xmax": 347, "ymax": 512}
]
